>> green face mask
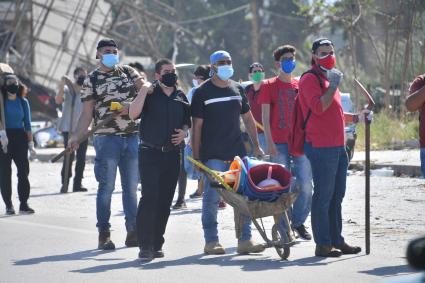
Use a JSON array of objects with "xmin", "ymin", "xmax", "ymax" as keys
[{"xmin": 251, "ymin": 72, "xmax": 265, "ymax": 83}]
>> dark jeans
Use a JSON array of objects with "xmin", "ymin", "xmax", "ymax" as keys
[
  {"xmin": 176, "ymin": 146, "xmax": 186, "ymax": 203},
  {"xmin": 0, "ymin": 129, "xmax": 30, "ymax": 207},
  {"xmin": 304, "ymin": 142, "xmax": 348, "ymax": 246},
  {"xmin": 61, "ymin": 132, "xmax": 88, "ymax": 189},
  {"xmin": 137, "ymin": 146, "xmax": 180, "ymax": 251}
]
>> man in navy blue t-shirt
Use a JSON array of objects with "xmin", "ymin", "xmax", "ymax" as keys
[{"xmin": 191, "ymin": 50, "xmax": 265, "ymax": 255}]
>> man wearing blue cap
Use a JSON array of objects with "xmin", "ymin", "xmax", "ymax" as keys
[{"xmin": 191, "ymin": 50, "xmax": 265, "ymax": 255}]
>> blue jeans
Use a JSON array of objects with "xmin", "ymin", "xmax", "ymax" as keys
[
  {"xmin": 258, "ymin": 133, "xmax": 267, "ymax": 153},
  {"xmin": 420, "ymin": 148, "xmax": 425, "ymax": 178},
  {"xmin": 202, "ymin": 159, "xmax": 252, "ymax": 243},
  {"xmin": 304, "ymin": 143, "xmax": 348, "ymax": 246},
  {"xmin": 273, "ymin": 143, "xmax": 313, "ymax": 227},
  {"xmin": 93, "ymin": 135, "xmax": 139, "ymax": 232}
]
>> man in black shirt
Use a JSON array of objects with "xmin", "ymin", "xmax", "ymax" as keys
[
  {"xmin": 129, "ymin": 58, "xmax": 190, "ymax": 260},
  {"xmin": 191, "ymin": 50, "xmax": 265, "ymax": 255}
]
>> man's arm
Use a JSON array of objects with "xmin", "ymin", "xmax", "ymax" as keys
[
  {"xmin": 55, "ymin": 76, "xmax": 68, "ymax": 105},
  {"xmin": 261, "ymin": 104, "xmax": 277, "ymax": 156},
  {"xmin": 192, "ymin": 117, "xmax": 203, "ymax": 160},
  {"xmin": 129, "ymin": 82, "xmax": 152, "ymax": 120},
  {"xmin": 242, "ymin": 111, "xmax": 264, "ymax": 156},
  {"xmin": 68, "ymin": 100, "xmax": 95, "ymax": 150},
  {"xmin": 406, "ymin": 84, "xmax": 425, "ymax": 112}
]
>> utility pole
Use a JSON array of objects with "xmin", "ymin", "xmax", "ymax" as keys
[{"xmin": 250, "ymin": 0, "xmax": 260, "ymax": 63}]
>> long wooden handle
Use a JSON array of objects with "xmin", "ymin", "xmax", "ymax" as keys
[{"xmin": 50, "ymin": 112, "xmax": 119, "ymax": 163}]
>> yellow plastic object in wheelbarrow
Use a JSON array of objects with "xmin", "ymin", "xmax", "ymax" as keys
[{"xmin": 187, "ymin": 156, "xmax": 234, "ymax": 192}]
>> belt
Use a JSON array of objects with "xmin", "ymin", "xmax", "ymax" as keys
[
  {"xmin": 140, "ymin": 141, "xmax": 179, "ymax": 152},
  {"xmin": 96, "ymin": 133, "xmax": 137, "ymax": 138}
]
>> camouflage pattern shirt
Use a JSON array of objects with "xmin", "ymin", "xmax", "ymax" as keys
[{"xmin": 81, "ymin": 65, "xmax": 141, "ymax": 135}]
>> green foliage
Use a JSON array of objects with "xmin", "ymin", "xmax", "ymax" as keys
[{"xmin": 355, "ymin": 110, "xmax": 419, "ymax": 150}]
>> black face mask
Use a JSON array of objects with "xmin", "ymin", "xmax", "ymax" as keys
[
  {"xmin": 160, "ymin": 73, "xmax": 177, "ymax": 87},
  {"xmin": 76, "ymin": 76, "xmax": 85, "ymax": 86},
  {"xmin": 6, "ymin": 84, "xmax": 19, "ymax": 94}
]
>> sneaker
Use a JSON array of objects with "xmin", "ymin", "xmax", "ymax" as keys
[
  {"xmin": 19, "ymin": 203, "xmax": 35, "ymax": 214},
  {"xmin": 153, "ymin": 249, "xmax": 164, "ymax": 258},
  {"xmin": 6, "ymin": 205, "xmax": 15, "ymax": 215},
  {"xmin": 73, "ymin": 186, "xmax": 88, "ymax": 192},
  {"xmin": 204, "ymin": 241, "xmax": 225, "ymax": 255},
  {"xmin": 138, "ymin": 249, "xmax": 154, "ymax": 261},
  {"xmin": 125, "ymin": 231, "xmax": 138, "ymax": 247},
  {"xmin": 315, "ymin": 245, "xmax": 342, "ymax": 257},
  {"xmin": 293, "ymin": 224, "xmax": 312, "ymax": 240},
  {"xmin": 98, "ymin": 231, "xmax": 116, "ymax": 250},
  {"xmin": 334, "ymin": 242, "xmax": 361, "ymax": 254},
  {"xmin": 172, "ymin": 201, "xmax": 187, "ymax": 210},
  {"xmin": 237, "ymin": 240, "xmax": 265, "ymax": 254},
  {"xmin": 189, "ymin": 191, "xmax": 202, "ymax": 199}
]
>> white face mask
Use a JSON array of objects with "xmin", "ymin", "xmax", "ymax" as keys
[{"xmin": 192, "ymin": 79, "xmax": 199, "ymax": 87}]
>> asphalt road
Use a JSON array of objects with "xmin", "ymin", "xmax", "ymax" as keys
[{"xmin": 0, "ymin": 161, "xmax": 424, "ymax": 283}]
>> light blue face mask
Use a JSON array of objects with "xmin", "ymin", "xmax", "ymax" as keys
[
  {"xmin": 102, "ymin": 54, "xmax": 119, "ymax": 68},
  {"xmin": 217, "ymin": 65, "xmax": 234, "ymax": 80}
]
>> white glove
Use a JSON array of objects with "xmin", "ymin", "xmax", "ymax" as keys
[
  {"xmin": 327, "ymin": 68, "xmax": 343, "ymax": 89},
  {"xmin": 0, "ymin": 130, "xmax": 8, "ymax": 153},
  {"xmin": 28, "ymin": 141, "xmax": 36, "ymax": 159},
  {"xmin": 359, "ymin": 109, "xmax": 374, "ymax": 123}
]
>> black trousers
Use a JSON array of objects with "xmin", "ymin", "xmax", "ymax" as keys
[
  {"xmin": 0, "ymin": 129, "xmax": 30, "ymax": 207},
  {"xmin": 176, "ymin": 146, "xmax": 186, "ymax": 203},
  {"xmin": 61, "ymin": 132, "xmax": 88, "ymax": 188},
  {"xmin": 137, "ymin": 146, "xmax": 180, "ymax": 251}
]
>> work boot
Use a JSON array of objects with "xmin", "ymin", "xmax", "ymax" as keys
[
  {"xmin": 19, "ymin": 203, "xmax": 35, "ymax": 214},
  {"xmin": 153, "ymin": 249, "xmax": 165, "ymax": 258},
  {"xmin": 73, "ymin": 186, "xmax": 88, "ymax": 192},
  {"xmin": 315, "ymin": 245, "xmax": 342, "ymax": 257},
  {"xmin": 293, "ymin": 224, "xmax": 312, "ymax": 240},
  {"xmin": 334, "ymin": 242, "xmax": 361, "ymax": 254},
  {"xmin": 6, "ymin": 205, "xmax": 15, "ymax": 215},
  {"xmin": 204, "ymin": 241, "xmax": 225, "ymax": 255},
  {"xmin": 138, "ymin": 248, "xmax": 154, "ymax": 261},
  {"xmin": 237, "ymin": 240, "xmax": 265, "ymax": 254},
  {"xmin": 172, "ymin": 200, "xmax": 187, "ymax": 210},
  {"xmin": 98, "ymin": 231, "xmax": 115, "ymax": 250},
  {"xmin": 125, "ymin": 231, "xmax": 138, "ymax": 247},
  {"xmin": 189, "ymin": 191, "xmax": 202, "ymax": 199}
]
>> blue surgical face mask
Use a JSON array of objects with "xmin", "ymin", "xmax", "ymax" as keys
[
  {"xmin": 192, "ymin": 79, "xmax": 199, "ymax": 87},
  {"xmin": 216, "ymin": 65, "xmax": 234, "ymax": 80},
  {"xmin": 102, "ymin": 54, "xmax": 119, "ymax": 68},
  {"xmin": 280, "ymin": 59, "xmax": 296, "ymax": 74}
]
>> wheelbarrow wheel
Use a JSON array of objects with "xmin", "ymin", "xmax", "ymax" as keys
[{"xmin": 272, "ymin": 224, "xmax": 290, "ymax": 260}]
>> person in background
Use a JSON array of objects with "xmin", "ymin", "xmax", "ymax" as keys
[
  {"xmin": 55, "ymin": 67, "xmax": 88, "ymax": 193},
  {"xmin": 245, "ymin": 62, "xmax": 266, "ymax": 151},
  {"xmin": 405, "ymin": 73, "xmax": 425, "ymax": 177},
  {"xmin": 0, "ymin": 75, "xmax": 36, "ymax": 215}
]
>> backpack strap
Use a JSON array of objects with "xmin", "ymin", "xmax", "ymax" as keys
[{"xmin": 299, "ymin": 69, "xmax": 324, "ymax": 129}]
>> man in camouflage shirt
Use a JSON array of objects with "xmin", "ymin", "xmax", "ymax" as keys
[{"xmin": 69, "ymin": 39, "xmax": 144, "ymax": 250}]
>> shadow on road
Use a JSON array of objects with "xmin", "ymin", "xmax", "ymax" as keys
[
  {"xmin": 359, "ymin": 264, "xmax": 415, "ymax": 277},
  {"xmin": 69, "ymin": 251, "xmax": 365, "ymax": 273},
  {"xmin": 13, "ymin": 248, "xmax": 126, "ymax": 266}
]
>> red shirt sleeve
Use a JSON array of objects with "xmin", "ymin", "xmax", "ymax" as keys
[
  {"xmin": 258, "ymin": 79, "xmax": 272, "ymax": 104},
  {"xmin": 409, "ymin": 75, "xmax": 425, "ymax": 94},
  {"xmin": 299, "ymin": 73, "xmax": 325, "ymax": 115}
]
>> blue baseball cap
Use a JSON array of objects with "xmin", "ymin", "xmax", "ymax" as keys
[{"xmin": 210, "ymin": 50, "xmax": 231, "ymax": 65}]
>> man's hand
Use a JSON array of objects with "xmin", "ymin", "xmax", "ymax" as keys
[
  {"xmin": 253, "ymin": 146, "xmax": 265, "ymax": 159},
  {"xmin": 68, "ymin": 135, "xmax": 80, "ymax": 151},
  {"xmin": 119, "ymin": 102, "xmax": 130, "ymax": 116},
  {"xmin": 0, "ymin": 130, "xmax": 8, "ymax": 153},
  {"xmin": 267, "ymin": 143, "xmax": 279, "ymax": 158},
  {"xmin": 61, "ymin": 75, "xmax": 72, "ymax": 85},
  {"xmin": 139, "ymin": 82, "xmax": 154, "ymax": 96},
  {"xmin": 28, "ymin": 141, "xmax": 36, "ymax": 159},
  {"xmin": 172, "ymin": 128, "xmax": 186, "ymax": 145},
  {"xmin": 359, "ymin": 109, "xmax": 374, "ymax": 123},
  {"xmin": 327, "ymin": 68, "xmax": 343, "ymax": 89}
]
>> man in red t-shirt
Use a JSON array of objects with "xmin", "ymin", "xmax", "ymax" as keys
[
  {"xmin": 406, "ymin": 74, "xmax": 425, "ymax": 177},
  {"xmin": 245, "ymin": 62, "xmax": 266, "ymax": 150},
  {"xmin": 259, "ymin": 45, "xmax": 313, "ymax": 241},
  {"xmin": 299, "ymin": 38, "xmax": 361, "ymax": 257}
]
